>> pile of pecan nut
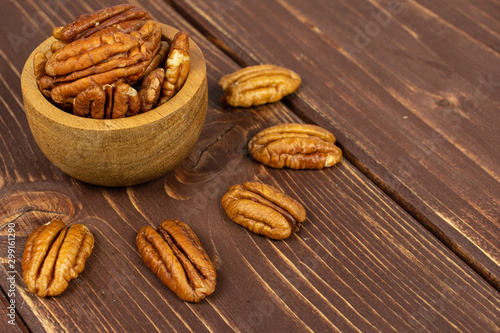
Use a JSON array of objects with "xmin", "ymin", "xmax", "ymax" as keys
[
  {"xmin": 33, "ymin": 4, "xmax": 190, "ymax": 118},
  {"xmin": 23, "ymin": 5, "xmax": 346, "ymax": 304}
]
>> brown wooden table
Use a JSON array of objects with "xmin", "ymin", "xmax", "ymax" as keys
[{"xmin": 1, "ymin": 0, "xmax": 499, "ymax": 332}]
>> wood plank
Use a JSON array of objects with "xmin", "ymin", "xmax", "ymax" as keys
[
  {"xmin": 0, "ymin": 0, "xmax": 498, "ymax": 332},
  {"xmin": 0, "ymin": 288, "xmax": 29, "ymax": 333},
  {"xmin": 171, "ymin": 0, "xmax": 500, "ymax": 289}
]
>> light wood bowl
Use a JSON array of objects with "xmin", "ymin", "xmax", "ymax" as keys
[{"xmin": 21, "ymin": 24, "xmax": 207, "ymax": 186}]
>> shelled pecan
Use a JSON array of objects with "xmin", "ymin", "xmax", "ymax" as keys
[
  {"xmin": 248, "ymin": 123, "xmax": 342, "ymax": 169},
  {"xmin": 47, "ymin": 32, "xmax": 142, "ymax": 77},
  {"xmin": 73, "ymin": 85, "xmax": 106, "ymax": 118},
  {"xmin": 52, "ymin": 4, "xmax": 151, "ymax": 42},
  {"xmin": 33, "ymin": 51, "xmax": 53, "ymax": 99},
  {"xmin": 136, "ymin": 219, "xmax": 216, "ymax": 303},
  {"xmin": 111, "ymin": 82, "xmax": 141, "ymax": 118},
  {"xmin": 85, "ymin": 19, "xmax": 146, "ymax": 39},
  {"xmin": 139, "ymin": 68, "xmax": 165, "ymax": 113},
  {"xmin": 222, "ymin": 182, "xmax": 306, "ymax": 240},
  {"xmin": 142, "ymin": 41, "xmax": 169, "ymax": 79},
  {"xmin": 80, "ymin": 8, "xmax": 151, "ymax": 40},
  {"xmin": 219, "ymin": 64, "xmax": 301, "ymax": 107},
  {"xmin": 73, "ymin": 82, "xmax": 140, "ymax": 119},
  {"xmin": 159, "ymin": 31, "xmax": 190, "ymax": 105},
  {"xmin": 52, "ymin": 44, "xmax": 150, "ymax": 84},
  {"xmin": 50, "ymin": 40, "xmax": 68, "ymax": 53},
  {"xmin": 22, "ymin": 220, "xmax": 94, "ymax": 297}
]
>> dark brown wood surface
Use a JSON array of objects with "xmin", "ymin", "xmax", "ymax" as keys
[
  {"xmin": 1, "ymin": 291, "xmax": 28, "ymax": 333},
  {"xmin": 170, "ymin": 0, "xmax": 500, "ymax": 289},
  {"xmin": 0, "ymin": 0, "xmax": 499, "ymax": 332}
]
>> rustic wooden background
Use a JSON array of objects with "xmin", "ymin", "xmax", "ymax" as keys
[
  {"xmin": 170, "ymin": 0, "xmax": 500, "ymax": 289},
  {"xmin": 0, "ymin": 0, "xmax": 499, "ymax": 332}
]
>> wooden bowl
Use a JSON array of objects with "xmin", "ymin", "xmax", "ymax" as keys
[{"xmin": 21, "ymin": 24, "xmax": 207, "ymax": 186}]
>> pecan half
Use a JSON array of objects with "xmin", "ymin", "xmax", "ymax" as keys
[
  {"xmin": 86, "ymin": 19, "xmax": 146, "ymax": 39},
  {"xmin": 139, "ymin": 68, "xmax": 165, "ymax": 113},
  {"xmin": 52, "ymin": 4, "xmax": 151, "ymax": 42},
  {"xmin": 33, "ymin": 52, "xmax": 54, "ymax": 99},
  {"xmin": 53, "ymin": 47, "xmax": 142, "ymax": 84},
  {"xmin": 50, "ymin": 62, "xmax": 145, "ymax": 104},
  {"xmin": 73, "ymin": 82, "xmax": 139, "ymax": 119},
  {"xmin": 79, "ymin": 8, "xmax": 151, "ymax": 40},
  {"xmin": 219, "ymin": 64, "xmax": 301, "ymax": 107},
  {"xmin": 51, "ymin": 20, "xmax": 160, "ymax": 85},
  {"xmin": 159, "ymin": 31, "xmax": 190, "ymax": 105},
  {"xmin": 37, "ymin": 76, "xmax": 56, "ymax": 100},
  {"xmin": 73, "ymin": 85, "xmax": 106, "ymax": 118},
  {"xmin": 111, "ymin": 81, "xmax": 140, "ymax": 118},
  {"xmin": 22, "ymin": 220, "xmax": 94, "ymax": 297},
  {"xmin": 125, "ymin": 20, "xmax": 163, "ymax": 84},
  {"xmin": 221, "ymin": 182, "xmax": 306, "ymax": 240},
  {"xmin": 33, "ymin": 52, "xmax": 48, "ymax": 79},
  {"xmin": 136, "ymin": 220, "xmax": 216, "ymax": 303},
  {"xmin": 248, "ymin": 123, "xmax": 342, "ymax": 169},
  {"xmin": 142, "ymin": 41, "xmax": 169, "ymax": 79},
  {"xmin": 46, "ymin": 32, "xmax": 142, "ymax": 77},
  {"xmin": 50, "ymin": 40, "xmax": 68, "ymax": 53}
]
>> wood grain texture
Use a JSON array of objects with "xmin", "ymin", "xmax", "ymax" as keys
[
  {"xmin": 171, "ymin": 0, "xmax": 500, "ymax": 289},
  {"xmin": 0, "ymin": 0, "xmax": 499, "ymax": 332},
  {"xmin": 1, "ymin": 290, "xmax": 29, "ymax": 333}
]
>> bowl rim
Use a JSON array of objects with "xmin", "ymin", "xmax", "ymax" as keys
[{"xmin": 21, "ymin": 23, "xmax": 206, "ymax": 131}]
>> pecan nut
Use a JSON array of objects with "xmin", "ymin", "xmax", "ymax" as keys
[
  {"xmin": 33, "ymin": 51, "xmax": 54, "ymax": 99},
  {"xmin": 218, "ymin": 64, "xmax": 301, "ymax": 107},
  {"xmin": 79, "ymin": 7, "xmax": 151, "ymax": 40},
  {"xmin": 46, "ymin": 32, "xmax": 142, "ymax": 77},
  {"xmin": 46, "ymin": 20, "xmax": 161, "ymax": 104},
  {"xmin": 142, "ymin": 41, "xmax": 169, "ymax": 79},
  {"xmin": 159, "ymin": 31, "xmax": 190, "ymax": 105},
  {"xmin": 221, "ymin": 182, "xmax": 306, "ymax": 240},
  {"xmin": 50, "ymin": 40, "xmax": 69, "ymax": 53},
  {"xmin": 52, "ymin": 4, "xmax": 151, "ymax": 42},
  {"xmin": 136, "ymin": 220, "xmax": 216, "ymax": 303},
  {"xmin": 50, "ymin": 60, "xmax": 145, "ymax": 105},
  {"xmin": 22, "ymin": 220, "xmax": 94, "ymax": 297},
  {"xmin": 111, "ymin": 81, "xmax": 140, "ymax": 118},
  {"xmin": 73, "ymin": 82, "xmax": 140, "ymax": 119},
  {"xmin": 73, "ymin": 85, "xmax": 106, "ymax": 118},
  {"xmin": 248, "ymin": 123, "xmax": 342, "ymax": 169},
  {"xmin": 85, "ymin": 19, "xmax": 147, "ymax": 39},
  {"xmin": 139, "ymin": 68, "xmax": 165, "ymax": 113}
]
